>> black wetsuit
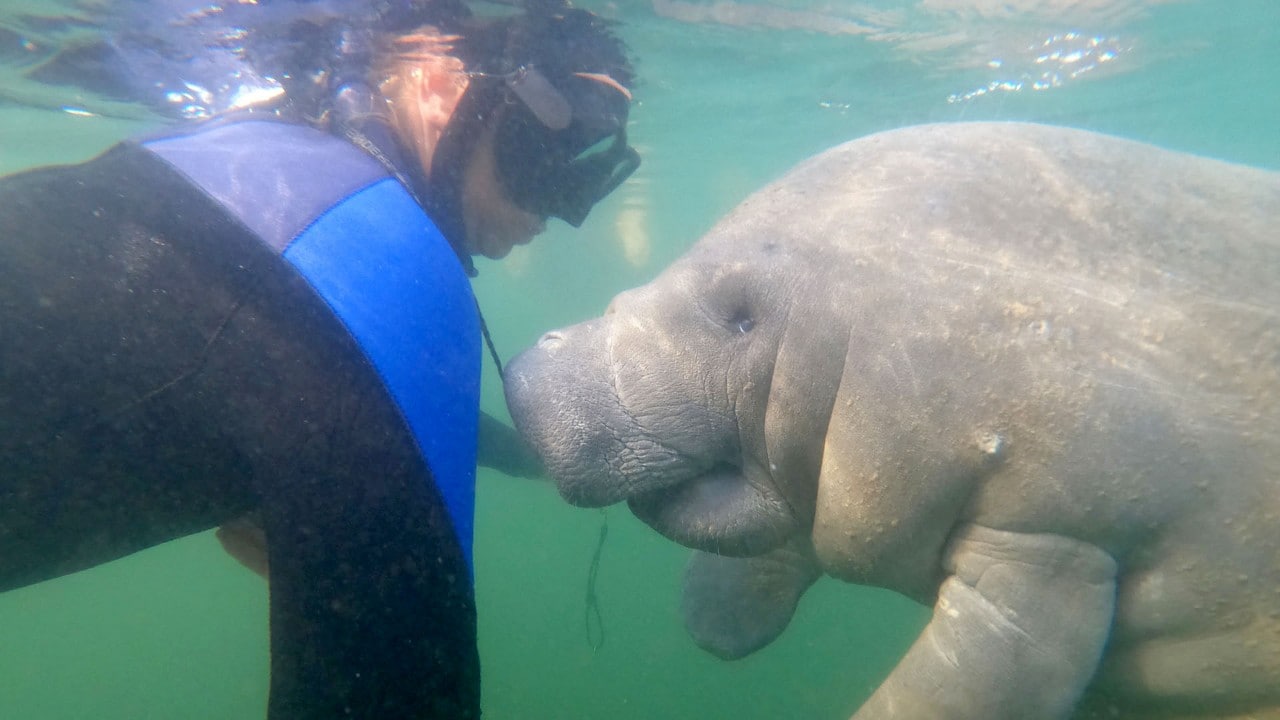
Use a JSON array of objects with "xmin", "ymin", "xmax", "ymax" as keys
[{"xmin": 0, "ymin": 118, "xmax": 484, "ymax": 719}]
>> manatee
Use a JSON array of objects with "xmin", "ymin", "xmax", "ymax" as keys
[{"xmin": 503, "ymin": 122, "xmax": 1280, "ymax": 719}]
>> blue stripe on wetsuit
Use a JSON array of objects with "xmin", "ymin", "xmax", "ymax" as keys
[{"xmin": 283, "ymin": 178, "xmax": 480, "ymax": 569}]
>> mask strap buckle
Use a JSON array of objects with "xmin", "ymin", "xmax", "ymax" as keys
[{"xmin": 502, "ymin": 65, "xmax": 572, "ymax": 130}]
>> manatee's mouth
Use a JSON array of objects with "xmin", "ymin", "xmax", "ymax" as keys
[{"xmin": 626, "ymin": 461, "xmax": 796, "ymax": 557}]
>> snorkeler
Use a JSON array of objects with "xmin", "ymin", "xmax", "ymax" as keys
[{"xmin": 0, "ymin": 1, "xmax": 637, "ymax": 718}]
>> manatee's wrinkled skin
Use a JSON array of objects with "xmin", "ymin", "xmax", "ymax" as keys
[{"xmin": 505, "ymin": 123, "xmax": 1280, "ymax": 719}]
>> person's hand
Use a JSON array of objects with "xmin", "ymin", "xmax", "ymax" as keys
[{"xmin": 216, "ymin": 515, "xmax": 269, "ymax": 579}]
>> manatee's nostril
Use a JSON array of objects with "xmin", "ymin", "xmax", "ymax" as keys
[{"xmin": 538, "ymin": 331, "xmax": 565, "ymax": 350}]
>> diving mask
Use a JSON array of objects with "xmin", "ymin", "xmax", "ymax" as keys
[{"xmin": 492, "ymin": 66, "xmax": 640, "ymax": 227}]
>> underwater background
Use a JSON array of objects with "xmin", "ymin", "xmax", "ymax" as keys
[{"xmin": 0, "ymin": 0, "xmax": 1276, "ymax": 718}]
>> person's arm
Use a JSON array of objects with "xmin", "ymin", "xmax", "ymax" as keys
[
  {"xmin": 0, "ymin": 136, "xmax": 483, "ymax": 719},
  {"xmin": 257, "ymin": 446, "xmax": 479, "ymax": 719},
  {"xmin": 478, "ymin": 410, "xmax": 544, "ymax": 478},
  {"xmin": 218, "ymin": 411, "xmax": 543, "ymax": 582}
]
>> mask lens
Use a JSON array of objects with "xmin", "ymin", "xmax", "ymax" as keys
[
  {"xmin": 573, "ymin": 135, "xmax": 615, "ymax": 162},
  {"xmin": 552, "ymin": 134, "xmax": 639, "ymax": 225}
]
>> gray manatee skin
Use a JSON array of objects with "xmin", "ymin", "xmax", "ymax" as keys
[
  {"xmin": 681, "ymin": 539, "xmax": 822, "ymax": 660},
  {"xmin": 503, "ymin": 122, "xmax": 1280, "ymax": 719}
]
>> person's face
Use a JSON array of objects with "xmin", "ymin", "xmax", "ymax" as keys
[{"xmin": 460, "ymin": 120, "xmax": 547, "ymax": 259}]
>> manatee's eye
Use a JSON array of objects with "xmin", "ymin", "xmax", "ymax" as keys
[{"xmin": 729, "ymin": 310, "xmax": 755, "ymax": 334}]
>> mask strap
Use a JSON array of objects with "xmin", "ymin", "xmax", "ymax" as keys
[
  {"xmin": 504, "ymin": 66, "xmax": 572, "ymax": 130},
  {"xmin": 469, "ymin": 65, "xmax": 572, "ymax": 130}
]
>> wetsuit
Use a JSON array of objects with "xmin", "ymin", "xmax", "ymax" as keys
[{"xmin": 0, "ymin": 118, "xmax": 481, "ymax": 719}]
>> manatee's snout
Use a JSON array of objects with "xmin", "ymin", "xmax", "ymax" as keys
[
  {"xmin": 504, "ymin": 274, "xmax": 802, "ymax": 558},
  {"xmin": 505, "ymin": 324, "xmax": 631, "ymax": 507},
  {"xmin": 507, "ymin": 320, "xmax": 700, "ymax": 508},
  {"xmin": 506, "ymin": 323, "xmax": 797, "ymax": 557},
  {"xmin": 505, "ymin": 319, "xmax": 752, "ymax": 518}
]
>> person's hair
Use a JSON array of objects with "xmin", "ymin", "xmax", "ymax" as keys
[
  {"xmin": 416, "ymin": 1, "xmax": 635, "ymax": 252},
  {"xmin": 371, "ymin": 1, "xmax": 633, "ymax": 128},
  {"xmin": 453, "ymin": 1, "xmax": 633, "ymax": 90}
]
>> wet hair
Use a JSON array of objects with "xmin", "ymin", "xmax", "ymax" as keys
[{"xmin": 453, "ymin": 1, "xmax": 633, "ymax": 89}]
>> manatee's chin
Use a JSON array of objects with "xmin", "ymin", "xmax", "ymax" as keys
[
  {"xmin": 626, "ymin": 465, "xmax": 796, "ymax": 558},
  {"xmin": 554, "ymin": 471, "xmax": 627, "ymax": 508}
]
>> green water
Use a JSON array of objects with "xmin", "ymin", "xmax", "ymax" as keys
[{"xmin": 1, "ymin": 1, "xmax": 1277, "ymax": 718}]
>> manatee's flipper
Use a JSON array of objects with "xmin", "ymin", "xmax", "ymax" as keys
[
  {"xmin": 681, "ymin": 541, "xmax": 822, "ymax": 660},
  {"xmin": 854, "ymin": 525, "xmax": 1117, "ymax": 720}
]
